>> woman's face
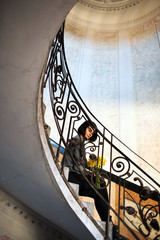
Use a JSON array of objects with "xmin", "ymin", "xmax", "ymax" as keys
[{"xmin": 85, "ymin": 126, "xmax": 95, "ymax": 139}]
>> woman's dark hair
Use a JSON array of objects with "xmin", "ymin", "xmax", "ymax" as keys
[{"xmin": 78, "ymin": 120, "xmax": 97, "ymax": 142}]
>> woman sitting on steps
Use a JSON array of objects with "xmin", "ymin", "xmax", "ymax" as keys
[{"xmin": 62, "ymin": 120, "xmax": 109, "ymax": 222}]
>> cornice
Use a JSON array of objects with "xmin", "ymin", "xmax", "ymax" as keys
[
  {"xmin": 78, "ymin": 0, "xmax": 143, "ymax": 11},
  {"xmin": 79, "ymin": 0, "xmax": 143, "ymax": 11},
  {"xmin": 67, "ymin": 6, "xmax": 160, "ymax": 30}
]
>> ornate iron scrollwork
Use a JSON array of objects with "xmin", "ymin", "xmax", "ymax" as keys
[
  {"xmin": 43, "ymin": 23, "xmax": 160, "ymax": 240},
  {"xmin": 111, "ymin": 156, "xmax": 131, "ymax": 178},
  {"xmin": 121, "ymin": 177, "xmax": 160, "ymax": 238}
]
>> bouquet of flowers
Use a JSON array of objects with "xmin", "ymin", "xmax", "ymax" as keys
[
  {"xmin": 87, "ymin": 154, "xmax": 106, "ymax": 168},
  {"xmin": 87, "ymin": 154, "xmax": 107, "ymax": 188}
]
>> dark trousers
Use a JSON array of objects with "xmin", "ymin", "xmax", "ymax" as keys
[{"xmin": 68, "ymin": 171, "xmax": 109, "ymax": 222}]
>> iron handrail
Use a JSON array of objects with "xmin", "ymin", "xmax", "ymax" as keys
[
  {"xmin": 42, "ymin": 22, "xmax": 160, "ymax": 240},
  {"xmin": 49, "ymin": 138, "xmax": 159, "ymax": 202}
]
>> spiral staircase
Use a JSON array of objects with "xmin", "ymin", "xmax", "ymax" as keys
[
  {"xmin": 40, "ymin": 23, "xmax": 160, "ymax": 240},
  {"xmin": 0, "ymin": 1, "xmax": 160, "ymax": 240}
]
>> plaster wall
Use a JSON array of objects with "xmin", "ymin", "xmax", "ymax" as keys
[
  {"xmin": 0, "ymin": 1, "xmax": 104, "ymax": 240},
  {"xmin": 63, "ymin": 9, "xmax": 160, "ymax": 182},
  {"xmin": 0, "ymin": 189, "xmax": 71, "ymax": 240},
  {"xmin": 129, "ymin": 20, "xmax": 160, "ymax": 169}
]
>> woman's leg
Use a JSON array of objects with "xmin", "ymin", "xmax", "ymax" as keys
[
  {"xmin": 94, "ymin": 187, "xmax": 109, "ymax": 221},
  {"xmin": 68, "ymin": 171, "xmax": 109, "ymax": 222}
]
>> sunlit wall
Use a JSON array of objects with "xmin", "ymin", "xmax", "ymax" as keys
[{"xmin": 63, "ymin": 4, "xmax": 160, "ymax": 179}]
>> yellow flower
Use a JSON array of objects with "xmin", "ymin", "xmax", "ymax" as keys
[{"xmin": 87, "ymin": 156, "xmax": 107, "ymax": 168}]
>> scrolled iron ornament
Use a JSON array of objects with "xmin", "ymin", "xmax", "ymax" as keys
[
  {"xmin": 120, "ymin": 206, "xmax": 137, "ymax": 216},
  {"xmin": 67, "ymin": 100, "xmax": 81, "ymax": 118},
  {"xmin": 138, "ymin": 204, "xmax": 159, "ymax": 237},
  {"xmin": 140, "ymin": 186, "xmax": 152, "ymax": 201},
  {"xmin": 90, "ymin": 168, "xmax": 109, "ymax": 190},
  {"xmin": 111, "ymin": 156, "xmax": 130, "ymax": 177},
  {"xmin": 85, "ymin": 142, "xmax": 97, "ymax": 154},
  {"xmin": 122, "ymin": 177, "xmax": 160, "ymax": 238},
  {"xmin": 53, "ymin": 73, "xmax": 65, "ymax": 93},
  {"xmin": 54, "ymin": 102, "xmax": 65, "ymax": 120},
  {"xmin": 153, "ymin": 234, "xmax": 160, "ymax": 240},
  {"xmin": 51, "ymin": 66, "xmax": 64, "ymax": 95},
  {"xmin": 134, "ymin": 177, "xmax": 152, "ymax": 200},
  {"xmin": 150, "ymin": 218, "xmax": 159, "ymax": 231}
]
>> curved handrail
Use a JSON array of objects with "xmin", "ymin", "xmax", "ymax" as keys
[
  {"xmin": 49, "ymin": 138, "xmax": 159, "ymax": 202},
  {"xmin": 42, "ymin": 22, "xmax": 160, "ymax": 240}
]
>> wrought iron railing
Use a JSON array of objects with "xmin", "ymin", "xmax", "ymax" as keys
[{"xmin": 42, "ymin": 23, "xmax": 160, "ymax": 240}]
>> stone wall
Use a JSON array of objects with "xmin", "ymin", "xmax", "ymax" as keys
[
  {"xmin": 129, "ymin": 16, "xmax": 160, "ymax": 173},
  {"xmin": 64, "ymin": 14, "xmax": 160, "ymax": 181},
  {"xmin": 65, "ymin": 22, "xmax": 120, "ymax": 137}
]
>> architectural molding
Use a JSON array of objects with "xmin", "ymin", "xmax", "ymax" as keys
[
  {"xmin": 79, "ymin": 0, "xmax": 143, "ymax": 11},
  {"xmin": 67, "ymin": 8, "xmax": 160, "ymax": 30}
]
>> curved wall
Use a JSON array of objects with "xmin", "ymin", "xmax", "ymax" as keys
[
  {"xmin": 0, "ymin": 1, "xmax": 103, "ymax": 240},
  {"xmin": 63, "ymin": 0, "xmax": 160, "ymax": 181}
]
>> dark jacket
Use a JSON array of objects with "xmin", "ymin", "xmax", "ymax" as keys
[{"xmin": 63, "ymin": 135, "xmax": 88, "ymax": 174}]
